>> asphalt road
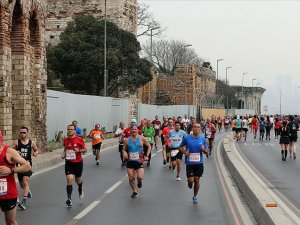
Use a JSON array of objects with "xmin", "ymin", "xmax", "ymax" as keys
[
  {"xmin": 13, "ymin": 132, "xmax": 251, "ymax": 225},
  {"xmin": 235, "ymin": 129, "xmax": 300, "ymax": 218}
]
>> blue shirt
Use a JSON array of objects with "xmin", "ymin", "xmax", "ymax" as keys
[
  {"xmin": 180, "ymin": 135, "xmax": 208, "ymax": 165},
  {"xmin": 128, "ymin": 136, "xmax": 143, "ymax": 162},
  {"xmin": 168, "ymin": 129, "xmax": 186, "ymax": 148},
  {"xmin": 76, "ymin": 127, "xmax": 83, "ymax": 136}
]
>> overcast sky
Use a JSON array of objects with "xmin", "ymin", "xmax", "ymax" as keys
[{"xmin": 139, "ymin": 0, "xmax": 300, "ymax": 114}]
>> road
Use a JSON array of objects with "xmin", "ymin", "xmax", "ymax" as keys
[
  {"xmin": 235, "ymin": 129, "xmax": 300, "ymax": 218},
  {"xmin": 14, "ymin": 132, "xmax": 253, "ymax": 225}
]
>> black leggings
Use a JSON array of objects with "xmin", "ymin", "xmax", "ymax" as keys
[
  {"xmin": 265, "ymin": 126, "xmax": 271, "ymax": 139},
  {"xmin": 143, "ymin": 144, "xmax": 152, "ymax": 162},
  {"xmin": 275, "ymin": 128, "xmax": 280, "ymax": 138}
]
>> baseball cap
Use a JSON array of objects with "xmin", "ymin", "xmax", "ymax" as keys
[{"xmin": 131, "ymin": 119, "xmax": 137, "ymax": 123}]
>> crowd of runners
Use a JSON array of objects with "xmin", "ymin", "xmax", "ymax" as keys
[{"xmin": 0, "ymin": 113, "xmax": 299, "ymax": 224}]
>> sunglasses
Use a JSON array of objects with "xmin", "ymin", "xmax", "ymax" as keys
[{"xmin": 20, "ymin": 132, "xmax": 27, "ymax": 134}]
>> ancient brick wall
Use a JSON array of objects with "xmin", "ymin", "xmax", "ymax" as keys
[
  {"xmin": 46, "ymin": 0, "xmax": 137, "ymax": 45},
  {"xmin": 0, "ymin": 0, "xmax": 47, "ymax": 150}
]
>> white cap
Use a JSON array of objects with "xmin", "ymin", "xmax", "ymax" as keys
[{"xmin": 131, "ymin": 119, "xmax": 137, "ymax": 123}]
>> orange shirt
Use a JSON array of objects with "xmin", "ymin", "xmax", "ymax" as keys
[{"xmin": 89, "ymin": 129, "xmax": 104, "ymax": 145}]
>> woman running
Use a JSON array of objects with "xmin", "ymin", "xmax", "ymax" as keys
[{"xmin": 279, "ymin": 120, "xmax": 290, "ymax": 161}]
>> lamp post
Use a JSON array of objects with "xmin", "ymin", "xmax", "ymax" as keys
[
  {"xmin": 241, "ymin": 72, "xmax": 247, "ymax": 109},
  {"xmin": 225, "ymin": 66, "xmax": 232, "ymax": 115},
  {"xmin": 252, "ymin": 78, "xmax": 257, "ymax": 113},
  {"xmin": 149, "ymin": 27, "xmax": 159, "ymax": 104},
  {"xmin": 104, "ymin": 0, "xmax": 107, "ymax": 96},
  {"xmin": 216, "ymin": 59, "xmax": 224, "ymax": 95}
]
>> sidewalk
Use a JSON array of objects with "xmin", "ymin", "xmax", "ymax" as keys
[{"xmin": 32, "ymin": 138, "xmax": 119, "ymax": 172}]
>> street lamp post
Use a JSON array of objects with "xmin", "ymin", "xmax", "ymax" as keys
[
  {"xmin": 104, "ymin": 0, "xmax": 107, "ymax": 96},
  {"xmin": 241, "ymin": 72, "xmax": 247, "ymax": 109},
  {"xmin": 225, "ymin": 66, "xmax": 232, "ymax": 115},
  {"xmin": 216, "ymin": 59, "xmax": 224, "ymax": 95},
  {"xmin": 252, "ymin": 78, "xmax": 257, "ymax": 113}
]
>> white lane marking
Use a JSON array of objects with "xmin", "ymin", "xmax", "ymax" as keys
[
  {"xmin": 105, "ymin": 181, "xmax": 122, "ymax": 194},
  {"xmin": 73, "ymin": 201, "xmax": 101, "ymax": 220},
  {"xmin": 244, "ymin": 143, "xmax": 247, "ymax": 146}
]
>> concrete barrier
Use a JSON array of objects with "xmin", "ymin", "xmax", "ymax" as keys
[{"xmin": 222, "ymin": 136, "xmax": 299, "ymax": 225}]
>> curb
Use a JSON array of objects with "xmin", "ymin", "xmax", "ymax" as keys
[
  {"xmin": 32, "ymin": 140, "xmax": 119, "ymax": 172},
  {"xmin": 222, "ymin": 136, "xmax": 299, "ymax": 225}
]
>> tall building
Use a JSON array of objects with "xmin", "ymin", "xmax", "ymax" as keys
[{"xmin": 46, "ymin": 0, "xmax": 137, "ymax": 45}]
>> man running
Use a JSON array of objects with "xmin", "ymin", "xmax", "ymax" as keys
[
  {"xmin": 89, "ymin": 123, "xmax": 104, "ymax": 165},
  {"xmin": 0, "ymin": 130, "xmax": 31, "ymax": 225},
  {"xmin": 124, "ymin": 119, "xmax": 142, "ymax": 138},
  {"xmin": 142, "ymin": 120, "xmax": 155, "ymax": 166},
  {"xmin": 72, "ymin": 120, "xmax": 83, "ymax": 137},
  {"xmin": 122, "ymin": 125, "xmax": 151, "ymax": 198},
  {"xmin": 179, "ymin": 123, "xmax": 208, "ymax": 204},
  {"xmin": 162, "ymin": 118, "xmax": 175, "ymax": 169},
  {"xmin": 251, "ymin": 115, "xmax": 259, "ymax": 140},
  {"xmin": 160, "ymin": 116, "xmax": 169, "ymax": 165},
  {"xmin": 12, "ymin": 127, "xmax": 39, "ymax": 210},
  {"xmin": 62, "ymin": 124, "xmax": 86, "ymax": 207},
  {"xmin": 152, "ymin": 115, "xmax": 161, "ymax": 150},
  {"xmin": 168, "ymin": 121, "xmax": 186, "ymax": 181},
  {"xmin": 114, "ymin": 122, "xmax": 126, "ymax": 167},
  {"xmin": 204, "ymin": 118, "xmax": 216, "ymax": 157}
]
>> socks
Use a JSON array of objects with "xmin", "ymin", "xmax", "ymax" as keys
[
  {"xmin": 78, "ymin": 182, "xmax": 83, "ymax": 194},
  {"xmin": 67, "ymin": 185, "xmax": 73, "ymax": 199}
]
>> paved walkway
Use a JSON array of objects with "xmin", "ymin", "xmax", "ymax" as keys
[{"xmin": 32, "ymin": 138, "xmax": 119, "ymax": 172}]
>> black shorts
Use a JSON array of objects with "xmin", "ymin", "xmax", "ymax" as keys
[
  {"xmin": 126, "ymin": 161, "xmax": 143, "ymax": 170},
  {"xmin": 65, "ymin": 160, "xmax": 83, "ymax": 178},
  {"xmin": 208, "ymin": 138, "xmax": 214, "ymax": 143},
  {"xmin": 289, "ymin": 136, "xmax": 298, "ymax": 143},
  {"xmin": 0, "ymin": 198, "xmax": 17, "ymax": 212},
  {"xmin": 161, "ymin": 136, "xmax": 165, "ymax": 145},
  {"xmin": 155, "ymin": 130, "xmax": 160, "ymax": 136},
  {"xmin": 92, "ymin": 142, "xmax": 102, "ymax": 151},
  {"xmin": 232, "ymin": 127, "xmax": 236, "ymax": 132},
  {"xmin": 279, "ymin": 136, "xmax": 290, "ymax": 144},
  {"xmin": 235, "ymin": 128, "xmax": 241, "ymax": 133},
  {"xmin": 170, "ymin": 149, "xmax": 183, "ymax": 161},
  {"xmin": 17, "ymin": 171, "xmax": 33, "ymax": 182},
  {"xmin": 186, "ymin": 164, "xmax": 204, "ymax": 178},
  {"xmin": 243, "ymin": 128, "xmax": 249, "ymax": 132},
  {"xmin": 118, "ymin": 144, "xmax": 123, "ymax": 153}
]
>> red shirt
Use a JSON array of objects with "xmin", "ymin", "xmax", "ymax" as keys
[
  {"xmin": 124, "ymin": 127, "xmax": 142, "ymax": 138},
  {"xmin": 64, "ymin": 136, "xmax": 86, "ymax": 163},
  {"xmin": 274, "ymin": 120, "xmax": 282, "ymax": 129},
  {"xmin": 0, "ymin": 145, "xmax": 18, "ymax": 200},
  {"xmin": 152, "ymin": 120, "xmax": 161, "ymax": 130},
  {"xmin": 252, "ymin": 118, "xmax": 258, "ymax": 129},
  {"xmin": 162, "ymin": 126, "xmax": 174, "ymax": 145}
]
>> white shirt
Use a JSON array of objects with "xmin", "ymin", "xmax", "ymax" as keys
[{"xmin": 115, "ymin": 128, "xmax": 125, "ymax": 142}]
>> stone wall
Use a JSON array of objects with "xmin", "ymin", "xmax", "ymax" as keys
[
  {"xmin": 0, "ymin": 0, "xmax": 47, "ymax": 150},
  {"xmin": 46, "ymin": 0, "xmax": 137, "ymax": 45}
]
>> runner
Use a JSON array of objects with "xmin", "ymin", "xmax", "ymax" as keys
[
  {"xmin": 160, "ymin": 116, "xmax": 169, "ymax": 165},
  {"xmin": 224, "ymin": 116, "xmax": 230, "ymax": 132},
  {"xmin": 142, "ymin": 120, "xmax": 155, "ymax": 166},
  {"xmin": 279, "ymin": 120, "xmax": 290, "ymax": 161},
  {"xmin": 242, "ymin": 116, "xmax": 249, "ymax": 141},
  {"xmin": 182, "ymin": 114, "xmax": 190, "ymax": 131},
  {"xmin": 177, "ymin": 116, "xmax": 185, "ymax": 130},
  {"xmin": 265, "ymin": 116, "xmax": 272, "ymax": 141},
  {"xmin": 217, "ymin": 116, "xmax": 223, "ymax": 133},
  {"xmin": 259, "ymin": 116, "xmax": 266, "ymax": 141},
  {"xmin": 179, "ymin": 123, "xmax": 208, "ymax": 204},
  {"xmin": 122, "ymin": 125, "xmax": 151, "ymax": 198},
  {"xmin": 124, "ymin": 119, "xmax": 142, "ymax": 138},
  {"xmin": 186, "ymin": 116, "xmax": 196, "ymax": 134},
  {"xmin": 12, "ymin": 127, "xmax": 39, "ymax": 210},
  {"xmin": 274, "ymin": 117, "xmax": 282, "ymax": 139},
  {"xmin": 287, "ymin": 115, "xmax": 299, "ymax": 159},
  {"xmin": 251, "ymin": 115, "xmax": 259, "ymax": 140},
  {"xmin": 162, "ymin": 118, "xmax": 175, "ymax": 169},
  {"xmin": 152, "ymin": 115, "xmax": 161, "ymax": 150},
  {"xmin": 0, "ymin": 130, "xmax": 31, "ymax": 225},
  {"xmin": 88, "ymin": 123, "xmax": 104, "ymax": 165},
  {"xmin": 168, "ymin": 121, "xmax": 186, "ymax": 181},
  {"xmin": 72, "ymin": 120, "xmax": 83, "ymax": 137},
  {"xmin": 231, "ymin": 116, "xmax": 236, "ymax": 140},
  {"xmin": 235, "ymin": 116, "xmax": 242, "ymax": 141},
  {"xmin": 62, "ymin": 124, "xmax": 86, "ymax": 207},
  {"xmin": 204, "ymin": 118, "xmax": 216, "ymax": 157},
  {"xmin": 114, "ymin": 122, "xmax": 126, "ymax": 167}
]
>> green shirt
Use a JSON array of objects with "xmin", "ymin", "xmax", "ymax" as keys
[{"xmin": 142, "ymin": 126, "xmax": 155, "ymax": 144}]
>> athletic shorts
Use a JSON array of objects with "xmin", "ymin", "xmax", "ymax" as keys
[
  {"xmin": 65, "ymin": 160, "xmax": 83, "ymax": 178},
  {"xmin": 232, "ymin": 127, "xmax": 236, "ymax": 132},
  {"xmin": 126, "ymin": 161, "xmax": 143, "ymax": 170},
  {"xmin": 166, "ymin": 146, "xmax": 171, "ymax": 154},
  {"xmin": 243, "ymin": 128, "xmax": 249, "ymax": 132},
  {"xmin": 280, "ymin": 136, "xmax": 290, "ymax": 144},
  {"xmin": 118, "ymin": 144, "xmax": 123, "ymax": 153},
  {"xmin": 92, "ymin": 142, "xmax": 102, "ymax": 151},
  {"xmin": 161, "ymin": 136, "xmax": 165, "ymax": 145},
  {"xmin": 186, "ymin": 164, "xmax": 204, "ymax": 178},
  {"xmin": 235, "ymin": 128, "xmax": 241, "ymax": 133},
  {"xmin": 289, "ymin": 136, "xmax": 298, "ymax": 143},
  {"xmin": 17, "ymin": 171, "xmax": 33, "ymax": 182},
  {"xmin": 170, "ymin": 149, "xmax": 183, "ymax": 161},
  {"xmin": 155, "ymin": 130, "xmax": 160, "ymax": 136},
  {"xmin": 208, "ymin": 138, "xmax": 214, "ymax": 143},
  {"xmin": 0, "ymin": 198, "xmax": 17, "ymax": 212}
]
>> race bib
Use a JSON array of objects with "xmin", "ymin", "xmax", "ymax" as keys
[
  {"xmin": 189, "ymin": 153, "xmax": 200, "ymax": 162},
  {"xmin": 0, "ymin": 178, "xmax": 8, "ymax": 196},
  {"xmin": 154, "ymin": 125, "xmax": 159, "ymax": 130},
  {"xmin": 66, "ymin": 150, "xmax": 76, "ymax": 160},
  {"xmin": 171, "ymin": 149, "xmax": 179, "ymax": 157},
  {"xmin": 129, "ymin": 152, "xmax": 139, "ymax": 160},
  {"xmin": 147, "ymin": 137, "xmax": 152, "ymax": 142},
  {"xmin": 94, "ymin": 134, "xmax": 100, "ymax": 139}
]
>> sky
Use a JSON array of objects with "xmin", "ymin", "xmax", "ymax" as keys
[{"xmin": 138, "ymin": 0, "xmax": 300, "ymax": 114}]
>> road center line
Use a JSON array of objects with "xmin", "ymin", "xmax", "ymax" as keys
[
  {"xmin": 105, "ymin": 181, "xmax": 122, "ymax": 194},
  {"xmin": 73, "ymin": 200, "xmax": 101, "ymax": 220}
]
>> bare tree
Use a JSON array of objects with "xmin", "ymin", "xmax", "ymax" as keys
[
  {"xmin": 143, "ymin": 39, "xmax": 204, "ymax": 74},
  {"xmin": 137, "ymin": 3, "xmax": 166, "ymax": 37}
]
